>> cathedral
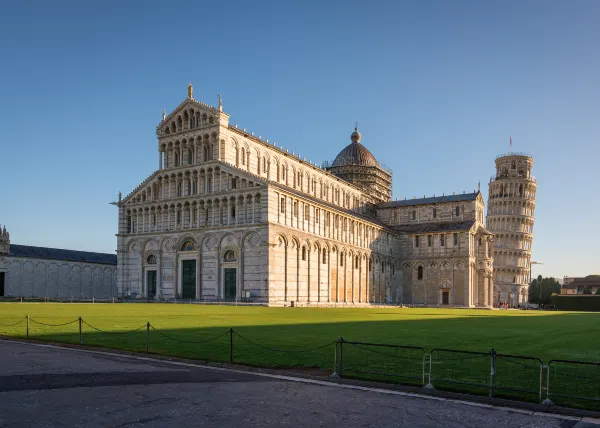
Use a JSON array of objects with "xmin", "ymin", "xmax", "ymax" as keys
[{"xmin": 115, "ymin": 85, "xmax": 498, "ymax": 307}]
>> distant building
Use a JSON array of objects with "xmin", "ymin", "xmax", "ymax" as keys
[
  {"xmin": 561, "ymin": 276, "xmax": 600, "ymax": 295},
  {"xmin": 0, "ymin": 224, "xmax": 117, "ymax": 299}
]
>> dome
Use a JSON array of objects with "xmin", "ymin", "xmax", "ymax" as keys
[{"xmin": 331, "ymin": 128, "xmax": 379, "ymax": 168}]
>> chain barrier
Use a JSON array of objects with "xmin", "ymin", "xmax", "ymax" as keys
[
  {"xmin": 150, "ymin": 325, "xmax": 230, "ymax": 344},
  {"xmin": 29, "ymin": 318, "xmax": 79, "ymax": 327},
  {"xmin": 81, "ymin": 320, "xmax": 147, "ymax": 335},
  {"xmin": 351, "ymin": 343, "xmax": 426, "ymax": 362},
  {"xmin": 0, "ymin": 317, "xmax": 27, "ymax": 327},
  {"xmin": 233, "ymin": 331, "xmax": 336, "ymax": 354}
]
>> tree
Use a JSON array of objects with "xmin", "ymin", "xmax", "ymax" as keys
[
  {"xmin": 582, "ymin": 285, "xmax": 592, "ymax": 295},
  {"xmin": 529, "ymin": 276, "xmax": 561, "ymax": 304},
  {"xmin": 595, "ymin": 288, "xmax": 600, "ymax": 295}
]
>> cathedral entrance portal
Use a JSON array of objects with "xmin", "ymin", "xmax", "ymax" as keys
[
  {"xmin": 224, "ymin": 268, "xmax": 236, "ymax": 300},
  {"xmin": 182, "ymin": 260, "xmax": 196, "ymax": 299},
  {"xmin": 442, "ymin": 290, "xmax": 449, "ymax": 305},
  {"xmin": 147, "ymin": 270, "xmax": 156, "ymax": 298}
]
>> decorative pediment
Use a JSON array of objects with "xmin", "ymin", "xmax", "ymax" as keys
[{"xmin": 156, "ymin": 97, "xmax": 228, "ymax": 137}]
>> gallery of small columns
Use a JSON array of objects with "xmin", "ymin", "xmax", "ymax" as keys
[
  {"xmin": 269, "ymin": 232, "xmax": 399, "ymax": 305},
  {"xmin": 157, "ymin": 132, "xmax": 366, "ymax": 213},
  {"xmin": 125, "ymin": 190, "xmax": 263, "ymax": 234},
  {"xmin": 127, "ymin": 164, "xmax": 261, "ymax": 205},
  {"xmin": 488, "ymin": 177, "xmax": 537, "ymax": 199},
  {"xmin": 486, "ymin": 199, "xmax": 536, "ymax": 217}
]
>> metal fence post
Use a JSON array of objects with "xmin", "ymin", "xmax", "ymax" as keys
[
  {"xmin": 489, "ymin": 348, "xmax": 496, "ymax": 398},
  {"xmin": 339, "ymin": 337, "xmax": 344, "ymax": 378},
  {"xmin": 146, "ymin": 322, "xmax": 150, "ymax": 353},
  {"xmin": 26, "ymin": 314, "xmax": 29, "ymax": 339},
  {"xmin": 78, "ymin": 317, "xmax": 82, "ymax": 345},
  {"xmin": 229, "ymin": 328, "xmax": 234, "ymax": 364},
  {"xmin": 542, "ymin": 364, "xmax": 553, "ymax": 405},
  {"xmin": 424, "ymin": 352, "xmax": 434, "ymax": 389}
]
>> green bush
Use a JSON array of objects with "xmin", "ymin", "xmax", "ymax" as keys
[{"xmin": 551, "ymin": 295, "xmax": 600, "ymax": 311}]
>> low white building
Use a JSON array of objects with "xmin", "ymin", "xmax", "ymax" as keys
[{"xmin": 0, "ymin": 225, "xmax": 117, "ymax": 299}]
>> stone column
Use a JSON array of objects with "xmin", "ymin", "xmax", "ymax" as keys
[
  {"xmin": 158, "ymin": 150, "xmax": 162, "ymax": 170},
  {"xmin": 239, "ymin": 247, "xmax": 244, "ymax": 299},
  {"xmin": 195, "ymin": 250, "xmax": 201, "ymax": 300},
  {"xmin": 156, "ymin": 251, "xmax": 162, "ymax": 299},
  {"xmin": 483, "ymin": 273, "xmax": 489, "ymax": 307}
]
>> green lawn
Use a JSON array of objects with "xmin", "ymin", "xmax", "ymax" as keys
[{"xmin": 0, "ymin": 303, "xmax": 598, "ymax": 407}]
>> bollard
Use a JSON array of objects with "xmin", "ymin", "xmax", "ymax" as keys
[
  {"xmin": 26, "ymin": 314, "xmax": 29, "ymax": 339},
  {"xmin": 489, "ymin": 348, "xmax": 496, "ymax": 398},
  {"xmin": 146, "ymin": 322, "xmax": 150, "ymax": 353},
  {"xmin": 78, "ymin": 317, "xmax": 83, "ymax": 345},
  {"xmin": 229, "ymin": 328, "xmax": 234, "ymax": 363}
]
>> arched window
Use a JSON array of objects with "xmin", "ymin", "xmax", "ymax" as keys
[
  {"xmin": 417, "ymin": 266, "xmax": 423, "ymax": 280},
  {"xmin": 181, "ymin": 240, "xmax": 195, "ymax": 251},
  {"xmin": 280, "ymin": 198, "xmax": 285, "ymax": 214},
  {"xmin": 355, "ymin": 256, "xmax": 359, "ymax": 269},
  {"xmin": 368, "ymin": 259, "xmax": 372, "ymax": 271},
  {"xmin": 147, "ymin": 255, "xmax": 157, "ymax": 264},
  {"xmin": 440, "ymin": 234, "xmax": 445, "ymax": 246},
  {"xmin": 433, "ymin": 208, "xmax": 437, "ymax": 218},
  {"xmin": 340, "ymin": 253, "xmax": 344, "ymax": 267},
  {"xmin": 412, "ymin": 210, "xmax": 416, "ymax": 220},
  {"xmin": 281, "ymin": 165, "xmax": 286, "ymax": 181},
  {"xmin": 241, "ymin": 148, "xmax": 246, "ymax": 165},
  {"xmin": 302, "ymin": 246, "xmax": 306, "ymax": 261},
  {"xmin": 231, "ymin": 206, "xmax": 236, "ymax": 219},
  {"xmin": 511, "ymin": 161, "xmax": 516, "ymax": 169},
  {"xmin": 322, "ymin": 251, "xmax": 327, "ymax": 264},
  {"xmin": 204, "ymin": 145, "xmax": 209, "ymax": 161},
  {"xmin": 393, "ymin": 211, "xmax": 399, "ymax": 223},
  {"xmin": 455, "ymin": 206, "xmax": 460, "ymax": 216}
]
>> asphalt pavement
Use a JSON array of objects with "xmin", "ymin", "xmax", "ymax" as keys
[{"xmin": 0, "ymin": 340, "xmax": 597, "ymax": 428}]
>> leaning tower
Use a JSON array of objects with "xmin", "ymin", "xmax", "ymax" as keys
[{"xmin": 486, "ymin": 152, "xmax": 536, "ymax": 306}]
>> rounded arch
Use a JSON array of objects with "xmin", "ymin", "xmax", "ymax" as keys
[{"xmin": 176, "ymin": 234, "xmax": 198, "ymax": 252}]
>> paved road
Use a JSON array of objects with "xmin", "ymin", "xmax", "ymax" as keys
[{"xmin": 0, "ymin": 341, "xmax": 596, "ymax": 428}]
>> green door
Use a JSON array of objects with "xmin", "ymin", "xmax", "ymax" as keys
[
  {"xmin": 224, "ymin": 268, "xmax": 236, "ymax": 300},
  {"xmin": 182, "ymin": 260, "xmax": 196, "ymax": 299},
  {"xmin": 147, "ymin": 270, "xmax": 156, "ymax": 298}
]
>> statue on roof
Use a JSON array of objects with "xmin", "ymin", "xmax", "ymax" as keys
[
  {"xmin": 188, "ymin": 83, "xmax": 193, "ymax": 99},
  {"xmin": 162, "ymin": 109, "xmax": 166, "ymax": 122}
]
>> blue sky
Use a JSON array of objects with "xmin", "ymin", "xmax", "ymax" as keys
[{"xmin": 1, "ymin": 0, "xmax": 598, "ymax": 279}]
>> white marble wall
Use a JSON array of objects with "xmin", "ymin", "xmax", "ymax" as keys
[{"xmin": 1, "ymin": 257, "xmax": 116, "ymax": 298}]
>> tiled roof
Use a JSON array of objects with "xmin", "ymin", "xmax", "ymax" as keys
[
  {"xmin": 563, "ymin": 277, "xmax": 600, "ymax": 288},
  {"xmin": 378, "ymin": 192, "xmax": 480, "ymax": 208},
  {"xmin": 9, "ymin": 245, "xmax": 117, "ymax": 265},
  {"xmin": 392, "ymin": 220, "xmax": 476, "ymax": 234}
]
